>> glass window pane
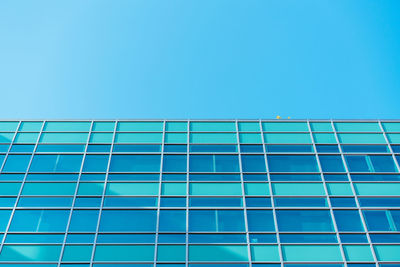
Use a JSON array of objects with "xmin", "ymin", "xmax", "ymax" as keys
[
  {"xmin": 2, "ymin": 155, "xmax": 31, "ymax": 172},
  {"xmin": 92, "ymin": 121, "xmax": 115, "ymax": 131},
  {"xmin": 30, "ymin": 155, "xmax": 83, "ymax": 172},
  {"xmin": 272, "ymin": 183, "xmax": 325, "ymax": 196},
  {"xmin": 94, "ymin": 245, "xmax": 154, "ymax": 261},
  {"xmin": 276, "ymin": 210, "xmax": 334, "ymax": 232},
  {"xmin": 345, "ymin": 155, "xmax": 398, "ymax": 172},
  {"xmin": 22, "ymin": 183, "xmax": 76, "ymax": 195},
  {"xmin": 188, "ymin": 245, "xmax": 248, "ymax": 261},
  {"xmin": 159, "ymin": 210, "xmax": 186, "ymax": 232},
  {"xmin": 189, "ymin": 155, "xmax": 239, "ymax": 172},
  {"xmin": 335, "ymin": 122, "xmax": 381, "ymax": 132},
  {"xmin": 190, "ymin": 145, "xmax": 237, "ymax": 153},
  {"xmin": 282, "ymin": 245, "xmax": 342, "ymax": 261},
  {"xmin": 163, "ymin": 155, "xmax": 187, "ymax": 172},
  {"xmin": 190, "ymin": 183, "xmax": 242, "ymax": 196},
  {"xmin": 355, "ymin": 183, "xmax": 400, "ymax": 196},
  {"xmin": 241, "ymin": 155, "xmax": 266, "ymax": 172},
  {"xmin": 264, "ymin": 133, "xmax": 312, "ymax": 144},
  {"xmin": 343, "ymin": 245, "xmax": 374, "ymax": 262},
  {"xmin": 9, "ymin": 210, "xmax": 69, "ymax": 232},
  {"xmin": 69, "ymin": 210, "xmax": 99, "ymax": 232},
  {"xmin": 313, "ymin": 133, "xmax": 337, "ymax": 144},
  {"xmin": 251, "ymin": 245, "xmax": 280, "ymax": 261},
  {"xmin": 247, "ymin": 210, "xmax": 275, "ymax": 231},
  {"xmin": 238, "ymin": 122, "xmax": 260, "ymax": 132},
  {"xmin": 316, "ymin": 145, "xmax": 340, "ymax": 153},
  {"xmin": 310, "ymin": 122, "xmax": 333, "ymax": 132},
  {"xmin": 117, "ymin": 121, "xmax": 163, "ymax": 132},
  {"xmin": 262, "ymin": 122, "xmax": 309, "ymax": 132},
  {"xmin": 18, "ymin": 121, "xmax": 43, "ymax": 132},
  {"xmin": 0, "ymin": 122, "xmax": 19, "ymax": 132},
  {"xmin": 239, "ymin": 133, "xmax": 262, "ymax": 144},
  {"xmin": 14, "ymin": 133, "xmax": 39, "ymax": 143},
  {"xmin": 334, "ymin": 210, "xmax": 364, "ymax": 231},
  {"xmin": 319, "ymin": 155, "xmax": 345, "ymax": 172},
  {"xmin": 157, "ymin": 245, "xmax": 186, "ymax": 261},
  {"xmin": 162, "ymin": 183, "xmax": 186, "ymax": 196},
  {"xmin": 62, "ymin": 245, "xmax": 93, "ymax": 261},
  {"xmin": 99, "ymin": 210, "xmax": 157, "ymax": 231},
  {"xmin": 165, "ymin": 133, "xmax": 187, "ymax": 144},
  {"xmin": 265, "ymin": 145, "xmax": 313, "ymax": 152},
  {"xmin": 326, "ymin": 183, "xmax": 353, "ymax": 196},
  {"xmin": 280, "ymin": 233, "xmax": 337, "ymax": 243},
  {"xmin": 36, "ymin": 144, "xmax": 85, "ymax": 152},
  {"xmin": 166, "ymin": 121, "xmax": 187, "ymax": 132},
  {"xmin": 106, "ymin": 183, "xmax": 159, "ymax": 195},
  {"xmin": 189, "ymin": 210, "xmax": 245, "ymax": 232},
  {"xmin": 268, "ymin": 155, "xmax": 319, "ymax": 172},
  {"xmin": 109, "ymin": 155, "xmax": 161, "ymax": 172},
  {"xmin": 387, "ymin": 133, "xmax": 400, "ymax": 144},
  {"xmin": 83, "ymin": 155, "xmax": 109, "ymax": 172},
  {"xmin": 0, "ymin": 183, "xmax": 21, "ymax": 195},
  {"xmin": 40, "ymin": 133, "xmax": 88, "ymax": 143},
  {"xmin": 0, "ymin": 132, "xmax": 14, "ymax": 143},
  {"xmin": 338, "ymin": 133, "xmax": 386, "ymax": 144},
  {"xmin": 190, "ymin": 133, "xmax": 237, "ymax": 144},
  {"xmin": 374, "ymin": 245, "xmax": 400, "ymax": 261},
  {"xmin": 44, "ymin": 122, "xmax": 91, "ymax": 132},
  {"xmin": 274, "ymin": 197, "xmax": 327, "ymax": 207},
  {"xmin": 244, "ymin": 183, "xmax": 269, "ymax": 196},
  {"xmin": 115, "ymin": 133, "xmax": 163, "ymax": 143},
  {"xmin": 341, "ymin": 145, "xmax": 389, "ymax": 153},
  {"xmin": 190, "ymin": 122, "xmax": 236, "ymax": 132},
  {"xmin": 89, "ymin": 133, "xmax": 113, "ymax": 143},
  {"xmin": 0, "ymin": 245, "xmax": 61, "ymax": 261}
]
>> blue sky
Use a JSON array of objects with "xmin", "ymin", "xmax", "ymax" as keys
[{"xmin": 0, "ymin": 0, "xmax": 399, "ymax": 119}]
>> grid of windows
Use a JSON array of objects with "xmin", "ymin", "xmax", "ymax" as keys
[{"xmin": 0, "ymin": 120, "xmax": 399, "ymax": 266}]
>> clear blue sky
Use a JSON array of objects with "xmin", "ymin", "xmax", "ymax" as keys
[{"xmin": 1, "ymin": 0, "xmax": 399, "ymax": 119}]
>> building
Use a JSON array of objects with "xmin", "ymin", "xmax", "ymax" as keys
[{"xmin": 0, "ymin": 120, "xmax": 399, "ymax": 266}]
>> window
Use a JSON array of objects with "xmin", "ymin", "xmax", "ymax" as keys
[
  {"xmin": 29, "ymin": 155, "xmax": 83, "ymax": 173},
  {"xmin": 276, "ymin": 210, "xmax": 334, "ymax": 232},
  {"xmin": 9, "ymin": 210, "xmax": 69, "ymax": 232},
  {"xmin": 241, "ymin": 155, "xmax": 266, "ymax": 172},
  {"xmin": 82, "ymin": 155, "xmax": 109, "ymax": 172},
  {"xmin": 318, "ymin": 155, "xmax": 346, "ymax": 172},
  {"xmin": 163, "ymin": 155, "xmax": 187, "ymax": 172},
  {"xmin": 188, "ymin": 245, "xmax": 248, "ymax": 261},
  {"xmin": 69, "ymin": 210, "xmax": 99, "ymax": 232},
  {"xmin": 333, "ymin": 210, "xmax": 364, "ymax": 231},
  {"xmin": 363, "ymin": 210, "xmax": 400, "ymax": 231},
  {"xmin": 2, "ymin": 155, "xmax": 31, "ymax": 172},
  {"xmin": 247, "ymin": 210, "xmax": 275, "ymax": 231},
  {"xmin": 99, "ymin": 210, "xmax": 157, "ymax": 231},
  {"xmin": 345, "ymin": 155, "xmax": 398, "ymax": 172},
  {"xmin": 189, "ymin": 155, "xmax": 239, "ymax": 172},
  {"xmin": 189, "ymin": 210, "xmax": 245, "ymax": 232},
  {"xmin": 109, "ymin": 155, "xmax": 161, "ymax": 172},
  {"xmin": 268, "ymin": 155, "xmax": 319, "ymax": 172},
  {"xmin": 159, "ymin": 210, "xmax": 186, "ymax": 232}
]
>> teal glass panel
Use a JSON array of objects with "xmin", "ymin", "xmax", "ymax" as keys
[
  {"xmin": 313, "ymin": 133, "xmax": 337, "ymax": 144},
  {"xmin": 382, "ymin": 122, "xmax": 400, "ymax": 132},
  {"xmin": 374, "ymin": 245, "xmax": 400, "ymax": 261},
  {"xmin": 22, "ymin": 183, "xmax": 76, "ymax": 195},
  {"xmin": 115, "ymin": 133, "xmax": 163, "ymax": 143},
  {"xmin": 40, "ymin": 133, "xmax": 88, "ymax": 143},
  {"xmin": 69, "ymin": 210, "xmax": 99, "ymax": 232},
  {"xmin": 190, "ymin": 122, "xmax": 236, "ymax": 132},
  {"xmin": 251, "ymin": 245, "xmax": 280, "ymax": 261},
  {"xmin": 277, "ymin": 210, "xmax": 333, "ymax": 232},
  {"xmin": 0, "ymin": 132, "xmax": 14, "ymax": 143},
  {"xmin": 338, "ymin": 133, "xmax": 386, "ymax": 144},
  {"xmin": 44, "ymin": 122, "xmax": 91, "ymax": 132},
  {"xmin": 326, "ymin": 183, "xmax": 353, "ymax": 196},
  {"xmin": 157, "ymin": 245, "xmax": 186, "ymax": 261},
  {"xmin": 0, "ymin": 210, "xmax": 12, "ymax": 231},
  {"xmin": 89, "ymin": 133, "xmax": 113, "ymax": 143},
  {"xmin": 94, "ymin": 245, "xmax": 155, "ymax": 261},
  {"xmin": 165, "ymin": 133, "xmax": 187, "ymax": 144},
  {"xmin": 109, "ymin": 155, "xmax": 161, "ymax": 172},
  {"xmin": 188, "ymin": 245, "xmax": 248, "ymax": 261},
  {"xmin": 190, "ymin": 133, "xmax": 237, "ymax": 144},
  {"xmin": 345, "ymin": 155, "xmax": 398, "ymax": 172},
  {"xmin": 268, "ymin": 155, "xmax": 319, "ymax": 172},
  {"xmin": 264, "ymin": 133, "xmax": 311, "ymax": 144},
  {"xmin": 354, "ymin": 183, "xmax": 400, "ymax": 196},
  {"xmin": 162, "ymin": 183, "xmax": 187, "ymax": 196},
  {"xmin": 335, "ymin": 122, "xmax": 381, "ymax": 132},
  {"xmin": 310, "ymin": 122, "xmax": 333, "ymax": 132},
  {"xmin": 166, "ymin": 122, "xmax": 187, "ymax": 132},
  {"xmin": 238, "ymin": 122, "xmax": 260, "ymax": 132},
  {"xmin": 239, "ymin": 133, "xmax": 262, "ymax": 144},
  {"xmin": 106, "ymin": 183, "xmax": 159, "ymax": 195},
  {"xmin": 99, "ymin": 210, "xmax": 156, "ymax": 231},
  {"xmin": 244, "ymin": 183, "xmax": 270, "ymax": 196},
  {"xmin": 0, "ymin": 122, "xmax": 18, "ymax": 132},
  {"xmin": 189, "ymin": 155, "xmax": 239, "ymax": 172},
  {"xmin": 163, "ymin": 155, "xmax": 187, "ymax": 172},
  {"xmin": 0, "ymin": 245, "xmax": 61, "ymax": 261},
  {"xmin": 0, "ymin": 183, "xmax": 22, "ymax": 195},
  {"xmin": 272, "ymin": 183, "xmax": 325, "ymax": 196},
  {"xmin": 29, "ymin": 155, "xmax": 83, "ymax": 172},
  {"xmin": 92, "ymin": 121, "xmax": 115, "ymax": 131},
  {"xmin": 190, "ymin": 183, "xmax": 242, "ymax": 195},
  {"xmin": 77, "ymin": 183, "xmax": 104, "ymax": 195},
  {"xmin": 19, "ymin": 121, "xmax": 43, "ymax": 132},
  {"xmin": 2, "ymin": 155, "xmax": 31, "ymax": 172},
  {"xmin": 281, "ymin": 245, "xmax": 342, "ymax": 261},
  {"xmin": 62, "ymin": 245, "xmax": 93, "ymax": 261},
  {"xmin": 83, "ymin": 155, "xmax": 109, "ymax": 172},
  {"xmin": 343, "ymin": 245, "xmax": 374, "ymax": 261},
  {"xmin": 262, "ymin": 122, "xmax": 308, "ymax": 132},
  {"xmin": 387, "ymin": 133, "xmax": 400, "ymax": 143},
  {"xmin": 10, "ymin": 210, "xmax": 69, "ymax": 232},
  {"xmin": 117, "ymin": 121, "xmax": 163, "ymax": 132},
  {"xmin": 14, "ymin": 133, "xmax": 39, "ymax": 143}
]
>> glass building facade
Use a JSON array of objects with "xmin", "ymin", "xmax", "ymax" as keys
[{"xmin": 0, "ymin": 120, "xmax": 399, "ymax": 266}]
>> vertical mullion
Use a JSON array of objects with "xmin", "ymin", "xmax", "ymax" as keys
[
  {"xmin": 154, "ymin": 120, "xmax": 166, "ymax": 265},
  {"xmin": 186, "ymin": 120, "xmax": 190, "ymax": 267},
  {"xmin": 308, "ymin": 120, "xmax": 347, "ymax": 267},
  {"xmin": 57, "ymin": 120, "xmax": 93, "ymax": 266},
  {"xmin": 236, "ymin": 120, "xmax": 252, "ymax": 266},
  {"xmin": 0, "ymin": 120, "xmax": 22, "ymax": 252},
  {"xmin": 331, "ymin": 120, "xmax": 379, "ymax": 266},
  {"xmin": 89, "ymin": 120, "xmax": 117, "ymax": 267},
  {"xmin": 259, "ymin": 119, "xmax": 283, "ymax": 266}
]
